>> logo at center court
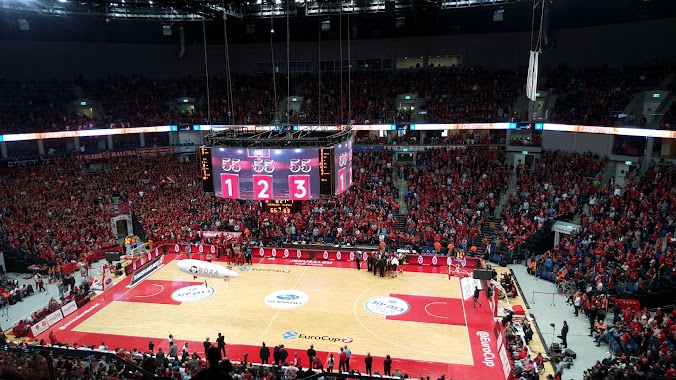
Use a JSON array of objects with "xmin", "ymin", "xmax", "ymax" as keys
[
  {"xmin": 171, "ymin": 286, "xmax": 215, "ymax": 303},
  {"xmin": 282, "ymin": 331, "xmax": 353, "ymax": 343},
  {"xmin": 264, "ymin": 290, "xmax": 309, "ymax": 309},
  {"xmin": 364, "ymin": 296, "xmax": 410, "ymax": 316}
]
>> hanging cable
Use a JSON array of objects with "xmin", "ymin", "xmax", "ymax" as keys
[
  {"xmin": 202, "ymin": 7, "xmax": 211, "ymax": 124},
  {"xmin": 286, "ymin": 0, "xmax": 291, "ymax": 126},
  {"xmin": 222, "ymin": 1, "xmax": 234, "ymax": 124},
  {"xmin": 530, "ymin": 0, "xmax": 545, "ymax": 53},
  {"xmin": 270, "ymin": 11, "xmax": 278, "ymax": 124},
  {"xmin": 339, "ymin": 4, "xmax": 344, "ymax": 125},
  {"xmin": 347, "ymin": 13, "xmax": 351, "ymax": 126},
  {"xmin": 318, "ymin": 5, "xmax": 322, "ymax": 127}
]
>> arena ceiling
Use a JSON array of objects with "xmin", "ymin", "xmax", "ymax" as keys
[
  {"xmin": 0, "ymin": 0, "xmax": 674, "ymax": 43},
  {"xmin": 0, "ymin": 0, "xmax": 670, "ymax": 20}
]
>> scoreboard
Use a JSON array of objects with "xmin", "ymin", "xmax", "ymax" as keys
[
  {"xmin": 333, "ymin": 138, "xmax": 353, "ymax": 195},
  {"xmin": 211, "ymin": 147, "xmax": 320, "ymax": 200},
  {"xmin": 199, "ymin": 146, "xmax": 214, "ymax": 193},
  {"xmin": 263, "ymin": 200, "xmax": 302, "ymax": 214},
  {"xmin": 200, "ymin": 139, "xmax": 353, "ymax": 201}
]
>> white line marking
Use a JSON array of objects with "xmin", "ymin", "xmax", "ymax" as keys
[
  {"xmin": 255, "ymin": 265, "xmax": 309, "ymax": 346},
  {"xmin": 135, "ymin": 284, "xmax": 165, "ymax": 298},
  {"xmin": 424, "ymin": 302, "xmax": 448, "ymax": 319},
  {"xmin": 352, "ymin": 281, "xmax": 471, "ymax": 359}
]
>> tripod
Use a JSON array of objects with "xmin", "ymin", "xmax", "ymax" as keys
[{"xmin": 2, "ymin": 302, "xmax": 10, "ymax": 322}]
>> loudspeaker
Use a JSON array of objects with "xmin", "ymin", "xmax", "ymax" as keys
[
  {"xmin": 472, "ymin": 268, "xmax": 492, "ymax": 280},
  {"xmin": 177, "ymin": 26, "xmax": 185, "ymax": 60},
  {"xmin": 564, "ymin": 348, "xmax": 577, "ymax": 359}
]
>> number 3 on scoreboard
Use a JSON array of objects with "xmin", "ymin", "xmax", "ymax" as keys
[
  {"xmin": 288, "ymin": 175, "xmax": 311, "ymax": 200},
  {"xmin": 253, "ymin": 175, "xmax": 273, "ymax": 200},
  {"xmin": 220, "ymin": 173, "xmax": 240, "ymax": 199}
]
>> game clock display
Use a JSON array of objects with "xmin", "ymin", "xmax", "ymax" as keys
[
  {"xmin": 212, "ymin": 148, "xmax": 320, "ymax": 200},
  {"xmin": 334, "ymin": 138, "xmax": 353, "ymax": 195}
]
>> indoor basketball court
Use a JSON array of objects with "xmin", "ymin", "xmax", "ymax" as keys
[{"xmin": 45, "ymin": 253, "xmax": 508, "ymax": 380}]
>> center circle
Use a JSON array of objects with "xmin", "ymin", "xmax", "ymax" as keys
[
  {"xmin": 264, "ymin": 290, "xmax": 309, "ymax": 309},
  {"xmin": 171, "ymin": 286, "xmax": 215, "ymax": 303}
]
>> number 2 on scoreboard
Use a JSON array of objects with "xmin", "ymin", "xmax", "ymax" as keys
[
  {"xmin": 288, "ymin": 175, "xmax": 311, "ymax": 200},
  {"xmin": 253, "ymin": 175, "xmax": 273, "ymax": 200},
  {"xmin": 220, "ymin": 173, "xmax": 240, "ymax": 199}
]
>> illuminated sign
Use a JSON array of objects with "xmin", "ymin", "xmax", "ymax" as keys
[
  {"xmin": 319, "ymin": 147, "xmax": 334, "ymax": 196},
  {"xmin": 199, "ymin": 146, "xmax": 214, "ymax": 193}
]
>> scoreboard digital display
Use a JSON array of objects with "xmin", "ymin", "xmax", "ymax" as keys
[
  {"xmin": 333, "ymin": 138, "xmax": 353, "ymax": 195},
  {"xmin": 211, "ymin": 147, "xmax": 320, "ymax": 200},
  {"xmin": 263, "ymin": 200, "xmax": 302, "ymax": 214},
  {"xmin": 319, "ymin": 147, "xmax": 334, "ymax": 195},
  {"xmin": 199, "ymin": 146, "xmax": 214, "ymax": 193}
]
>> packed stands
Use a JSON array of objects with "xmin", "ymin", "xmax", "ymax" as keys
[
  {"xmin": 0, "ymin": 81, "xmax": 74, "ymax": 134},
  {"xmin": 547, "ymin": 68, "xmax": 637, "ymax": 126},
  {"xmin": 1, "ymin": 66, "xmax": 665, "ymax": 134},
  {"xmin": 403, "ymin": 147, "xmax": 508, "ymax": 252},
  {"xmin": 533, "ymin": 160, "xmax": 676, "ymax": 297},
  {"xmin": 581, "ymin": 306, "xmax": 676, "ymax": 380},
  {"xmin": 498, "ymin": 151, "xmax": 607, "ymax": 261}
]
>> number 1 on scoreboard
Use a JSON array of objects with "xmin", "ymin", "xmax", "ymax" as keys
[
  {"xmin": 220, "ymin": 173, "xmax": 240, "ymax": 199},
  {"xmin": 337, "ymin": 167, "xmax": 347, "ymax": 193}
]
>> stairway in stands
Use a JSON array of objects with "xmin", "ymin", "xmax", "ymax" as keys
[
  {"xmin": 396, "ymin": 173, "xmax": 409, "ymax": 231},
  {"xmin": 474, "ymin": 215, "xmax": 502, "ymax": 251},
  {"xmin": 395, "ymin": 214, "xmax": 407, "ymax": 231}
]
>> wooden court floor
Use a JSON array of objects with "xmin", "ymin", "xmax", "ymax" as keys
[{"xmin": 73, "ymin": 255, "xmax": 473, "ymax": 366}]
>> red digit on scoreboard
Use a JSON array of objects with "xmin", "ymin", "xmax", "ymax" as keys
[
  {"xmin": 220, "ymin": 173, "xmax": 240, "ymax": 199},
  {"xmin": 288, "ymin": 175, "xmax": 311, "ymax": 200},
  {"xmin": 253, "ymin": 175, "xmax": 273, "ymax": 200},
  {"xmin": 337, "ymin": 167, "xmax": 347, "ymax": 193}
]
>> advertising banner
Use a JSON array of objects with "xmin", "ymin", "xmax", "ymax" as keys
[
  {"xmin": 102, "ymin": 266, "xmax": 113, "ymax": 291},
  {"xmin": 60, "ymin": 300, "xmax": 78, "ymax": 317},
  {"xmin": 200, "ymin": 231, "xmax": 242, "ymax": 239},
  {"xmin": 137, "ymin": 147, "xmax": 172, "ymax": 155},
  {"xmin": 129, "ymin": 254, "xmax": 164, "ymax": 287},
  {"xmin": 46, "ymin": 309, "xmax": 64, "ymax": 327},
  {"xmin": 123, "ymin": 248, "xmax": 163, "ymax": 276},
  {"xmin": 29, "ymin": 319, "xmax": 49, "ymax": 338},
  {"xmin": 153, "ymin": 243, "xmax": 483, "ymax": 268}
]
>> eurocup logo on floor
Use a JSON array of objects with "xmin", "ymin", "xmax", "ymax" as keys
[
  {"xmin": 282, "ymin": 331, "xmax": 353, "ymax": 343},
  {"xmin": 364, "ymin": 296, "xmax": 410, "ymax": 316},
  {"xmin": 239, "ymin": 266, "xmax": 252, "ymax": 272},
  {"xmin": 171, "ymin": 286, "xmax": 215, "ymax": 303},
  {"xmin": 264, "ymin": 290, "xmax": 309, "ymax": 309}
]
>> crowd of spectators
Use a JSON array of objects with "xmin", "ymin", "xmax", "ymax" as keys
[
  {"xmin": 534, "ymin": 160, "xmax": 675, "ymax": 297},
  {"xmin": 402, "ymin": 147, "xmax": 508, "ymax": 252},
  {"xmin": 499, "ymin": 151, "xmax": 607, "ymax": 257},
  {"xmin": 353, "ymin": 130, "xmax": 505, "ymax": 146},
  {"xmin": 0, "ymin": 159, "xmax": 120, "ymax": 267},
  {"xmin": 252, "ymin": 149, "xmax": 400, "ymax": 247},
  {"xmin": 547, "ymin": 68, "xmax": 637, "ymax": 126},
  {"xmin": 2, "ymin": 65, "xmax": 668, "ymax": 134},
  {"xmin": 581, "ymin": 305, "xmax": 676, "ymax": 380}
]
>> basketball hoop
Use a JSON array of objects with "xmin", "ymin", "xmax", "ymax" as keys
[{"xmin": 448, "ymin": 263, "xmax": 471, "ymax": 279}]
